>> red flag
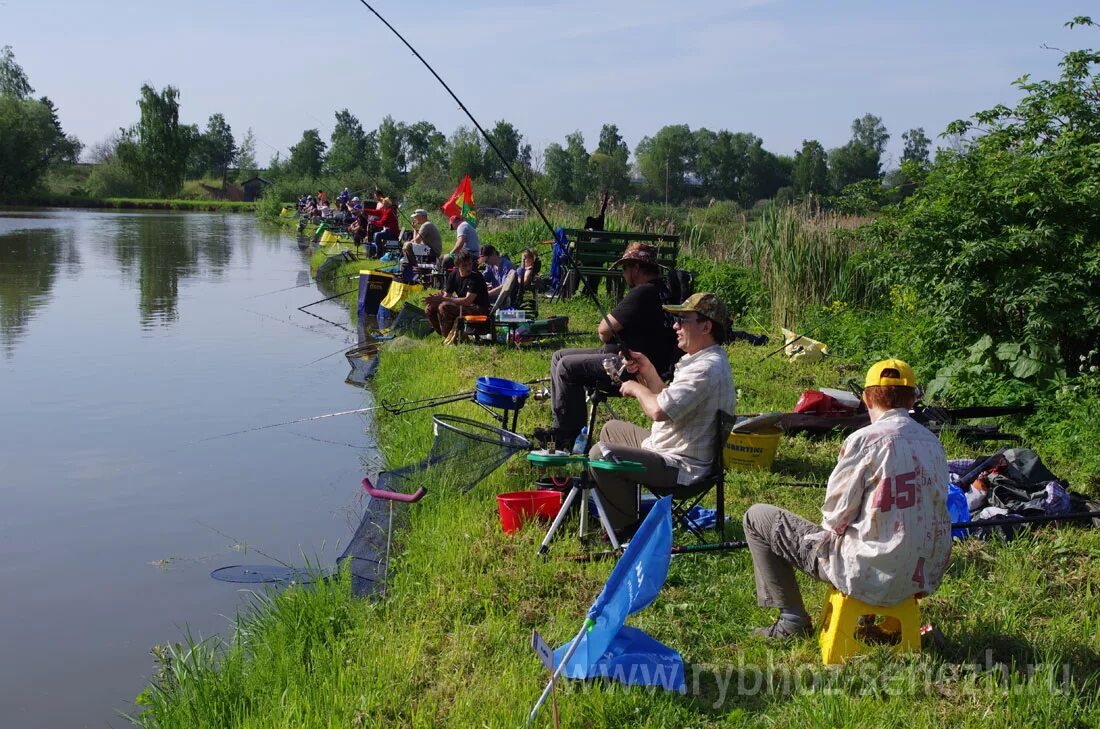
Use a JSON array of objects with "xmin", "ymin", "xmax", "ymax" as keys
[{"xmin": 441, "ymin": 174, "xmax": 477, "ymax": 227}]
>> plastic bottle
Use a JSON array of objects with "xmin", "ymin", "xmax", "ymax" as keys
[{"xmin": 572, "ymin": 426, "xmax": 589, "ymax": 455}]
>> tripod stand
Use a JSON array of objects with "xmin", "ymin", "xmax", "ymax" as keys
[{"xmin": 532, "ymin": 389, "xmax": 642, "ymax": 555}]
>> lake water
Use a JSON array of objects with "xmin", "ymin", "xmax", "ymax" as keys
[{"xmin": 0, "ymin": 209, "xmax": 377, "ymax": 728}]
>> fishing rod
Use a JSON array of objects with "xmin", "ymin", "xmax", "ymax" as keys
[
  {"xmin": 201, "ymin": 404, "xmax": 389, "ymax": 441},
  {"xmin": 355, "ymin": 0, "xmax": 626, "ymax": 354},
  {"xmin": 382, "ymin": 376, "xmax": 552, "ymax": 415},
  {"xmin": 246, "ymin": 274, "xmax": 358, "ymax": 301},
  {"xmin": 297, "ymin": 288, "xmax": 360, "ymax": 332}
]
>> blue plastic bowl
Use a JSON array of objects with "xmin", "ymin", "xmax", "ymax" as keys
[{"xmin": 475, "ymin": 376, "xmax": 530, "ymax": 409}]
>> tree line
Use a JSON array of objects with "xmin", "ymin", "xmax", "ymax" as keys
[{"xmin": 2, "ymin": 43, "xmax": 934, "ymax": 208}]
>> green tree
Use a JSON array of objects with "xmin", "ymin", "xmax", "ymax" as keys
[
  {"xmin": 448, "ymin": 126, "xmax": 484, "ymax": 181},
  {"xmin": 0, "ymin": 45, "xmax": 33, "ymax": 98},
  {"xmin": 237, "ymin": 128, "xmax": 257, "ymax": 180},
  {"xmin": 830, "ymin": 113, "xmax": 889, "ymax": 190},
  {"xmin": 635, "ymin": 124, "xmax": 696, "ymax": 203},
  {"xmin": 326, "ymin": 109, "xmax": 368, "ymax": 176},
  {"xmin": 543, "ymin": 142, "xmax": 573, "ymax": 202},
  {"xmin": 117, "ymin": 84, "xmax": 192, "ymax": 197},
  {"xmin": 873, "ymin": 17, "xmax": 1100, "ymax": 384},
  {"xmin": 287, "ymin": 128, "xmax": 326, "ymax": 177},
  {"xmin": 404, "ymin": 120, "xmax": 448, "ymax": 175},
  {"xmin": 377, "ymin": 115, "xmax": 406, "ymax": 190},
  {"xmin": 589, "ymin": 123, "xmax": 631, "ymax": 197},
  {"xmin": 901, "ymin": 127, "xmax": 931, "ymax": 165},
  {"xmin": 792, "ymin": 139, "xmax": 830, "ymax": 196},
  {"xmin": 199, "ymin": 113, "xmax": 236, "ymax": 185},
  {"xmin": 564, "ymin": 131, "xmax": 592, "ymax": 203},
  {"xmin": 483, "ymin": 120, "xmax": 523, "ymax": 181}
]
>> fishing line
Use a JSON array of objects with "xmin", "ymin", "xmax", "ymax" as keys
[
  {"xmin": 354, "ymin": 0, "xmax": 624, "ymax": 351},
  {"xmin": 243, "ymin": 307, "xmax": 349, "ymax": 341},
  {"xmin": 202, "ymin": 404, "xmax": 388, "ymax": 441}
]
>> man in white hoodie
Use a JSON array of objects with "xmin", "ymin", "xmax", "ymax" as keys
[{"xmin": 743, "ymin": 358, "xmax": 952, "ymax": 639}]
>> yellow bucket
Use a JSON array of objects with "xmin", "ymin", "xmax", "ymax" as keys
[{"xmin": 724, "ymin": 427, "xmax": 782, "ymax": 471}]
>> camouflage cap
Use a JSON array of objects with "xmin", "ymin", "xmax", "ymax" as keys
[{"xmin": 663, "ymin": 292, "xmax": 728, "ymax": 327}]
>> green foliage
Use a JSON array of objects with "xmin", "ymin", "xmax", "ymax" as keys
[
  {"xmin": 287, "ymin": 128, "xmax": 326, "ymax": 178},
  {"xmin": 325, "ymin": 109, "xmax": 371, "ymax": 177},
  {"xmin": 792, "ymin": 139, "xmax": 830, "ymax": 196},
  {"xmin": 635, "ymin": 124, "xmax": 696, "ymax": 203},
  {"xmin": 0, "ymin": 45, "xmax": 33, "ymax": 98},
  {"xmin": 85, "ymin": 157, "xmax": 142, "ymax": 198},
  {"xmin": 188, "ymin": 113, "xmax": 236, "ymax": 184},
  {"xmin": 0, "ymin": 95, "xmax": 61, "ymax": 194},
  {"xmin": 901, "ymin": 127, "xmax": 931, "ymax": 165},
  {"xmin": 591, "ymin": 123, "xmax": 631, "ymax": 197},
  {"xmin": 828, "ymin": 178, "xmax": 888, "ymax": 215},
  {"xmin": 376, "ymin": 115, "xmax": 405, "ymax": 191},
  {"xmin": 869, "ymin": 19, "xmax": 1100, "ymax": 398},
  {"xmin": 237, "ymin": 128, "xmax": 257, "ymax": 180},
  {"xmin": 117, "ymin": 84, "xmax": 192, "ymax": 198},
  {"xmin": 683, "ymin": 258, "xmax": 763, "ymax": 319},
  {"xmin": 448, "ymin": 125, "xmax": 484, "ymax": 181}
]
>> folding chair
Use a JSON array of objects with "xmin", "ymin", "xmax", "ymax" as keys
[
  {"xmin": 644, "ymin": 409, "xmax": 736, "ymax": 541},
  {"xmin": 409, "ymin": 243, "xmax": 437, "ymax": 282},
  {"xmin": 456, "ymin": 269, "xmax": 517, "ymax": 342}
]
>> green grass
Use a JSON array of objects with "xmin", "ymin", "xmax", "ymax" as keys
[{"xmin": 129, "ymin": 280, "xmax": 1100, "ymax": 727}]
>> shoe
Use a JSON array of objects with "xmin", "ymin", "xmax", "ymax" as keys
[{"xmin": 753, "ymin": 618, "xmax": 813, "ymax": 641}]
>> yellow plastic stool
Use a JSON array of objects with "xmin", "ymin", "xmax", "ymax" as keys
[{"xmin": 818, "ymin": 589, "xmax": 921, "ymax": 665}]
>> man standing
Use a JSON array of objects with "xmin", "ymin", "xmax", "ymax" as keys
[
  {"xmin": 403, "ymin": 209, "xmax": 442, "ymax": 266},
  {"xmin": 424, "ymin": 250, "xmax": 489, "ymax": 339},
  {"xmin": 478, "ymin": 245, "xmax": 517, "ymax": 305},
  {"xmin": 588, "ymin": 292, "xmax": 735, "ymax": 535},
  {"xmin": 742, "ymin": 359, "xmax": 952, "ymax": 639},
  {"xmin": 546, "ymin": 242, "xmax": 678, "ymax": 450}
]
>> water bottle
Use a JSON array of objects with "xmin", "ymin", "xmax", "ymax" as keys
[{"xmin": 572, "ymin": 426, "xmax": 589, "ymax": 455}]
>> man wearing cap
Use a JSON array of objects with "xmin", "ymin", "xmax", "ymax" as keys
[
  {"xmin": 546, "ymin": 242, "xmax": 679, "ymax": 451},
  {"xmin": 742, "ymin": 359, "xmax": 952, "ymax": 640},
  {"xmin": 442, "ymin": 214, "xmax": 480, "ymax": 270},
  {"xmin": 588, "ymin": 292, "xmax": 736, "ymax": 535},
  {"xmin": 403, "ymin": 209, "xmax": 442, "ymax": 266}
]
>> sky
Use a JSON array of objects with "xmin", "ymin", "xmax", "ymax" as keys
[{"xmin": 1, "ymin": 0, "xmax": 1092, "ymax": 168}]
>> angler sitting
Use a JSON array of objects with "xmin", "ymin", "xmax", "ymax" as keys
[
  {"xmin": 742, "ymin": 359, "xmax": 952, "ymax": 640},
  {"xmin": 441, "ymin": 214, "xmax": 480, "ymax": 271},
  {"xmin": 424, "ymin": 250, "xmax": 489, "ymax": 340},
  {"xmin": 588, "ymin": 292, "xmax": 735, "ymax": 536},
  {"xmin": 546, "ymin": 242, "xmax": 679, "ymax": 451},
  {"xmin": 402, "ymin": 209, "xmax": 442, "ymax": 268},
  {"xmin": 370, "ymin": 197, "xmax": 400, "ymax": 257},
  {"xmin": 478, "ymin": 245, "xmax": 517, "ymax": 305}
]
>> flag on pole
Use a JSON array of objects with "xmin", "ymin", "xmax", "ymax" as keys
[
  {"xmin": 552, "ymin": 496, "xmax": 685, "ymax": 692},
  {"xmin": 441, "ymin": 174, "xmax": 477, "ymax": 227}
]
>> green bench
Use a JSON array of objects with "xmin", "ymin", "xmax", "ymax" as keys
[{"xmin": 559, "ymin": 228, "xmax": 680, "ymax": 299}]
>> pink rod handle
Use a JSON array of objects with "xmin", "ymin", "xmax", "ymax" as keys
[{"xmin": 361, "ymin": 477, "xmax": 426, "ymax": 503}]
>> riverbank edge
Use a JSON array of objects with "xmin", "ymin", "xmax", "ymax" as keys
[
  {"xmin": 0, "ymin": 196, "xmax": 256, "ymax": 212},
  {"xmin": 129, "ymin": 236, "xmax": 1100, "ymax": 726}
]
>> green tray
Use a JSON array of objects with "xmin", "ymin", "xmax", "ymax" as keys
[
  {"xmin": 527, "ymin": 450, "xmax": 587, "ymax": 467},
  {"xmin": 587, "ymin": 458, "xmax": 645, "ymax": 473}
]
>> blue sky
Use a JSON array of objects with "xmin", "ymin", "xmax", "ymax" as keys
[{"xmin": 2, "ymin": 0, "xmax": 1091, "ymax": 167}]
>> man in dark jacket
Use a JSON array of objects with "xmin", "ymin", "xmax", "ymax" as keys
[{"xmin": 424, "ymin": 250, "xmax": 489, "ymax": 339}]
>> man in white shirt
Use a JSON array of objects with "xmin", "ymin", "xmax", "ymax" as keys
[
  {"xmin": 743, "ymin": 359, "xmax": 952, "ymax": 639},
  {"xmin": 588, "ymin": 293, "xmax": 736, "ymax": 535}
]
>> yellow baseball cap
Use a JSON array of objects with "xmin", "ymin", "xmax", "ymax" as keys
[{"xmin": 865, "ymin": 358, "xmax": 916, "ymax": 388}]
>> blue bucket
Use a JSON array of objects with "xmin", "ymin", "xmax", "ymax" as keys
[{"xmin": 475, "ymin": 376, "xmax": 530, "ymax": 409}]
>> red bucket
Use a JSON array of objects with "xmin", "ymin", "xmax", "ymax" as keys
[{"xmin": 496, "ymin": 490, "xmax": 563, "ymax": 535}]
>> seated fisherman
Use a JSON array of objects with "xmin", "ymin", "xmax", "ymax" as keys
[
  {"xmin": 742, "ymin": 359, "xmax": 952, "ymax": 640},
  {"xmin": 441, "ymin": 214, "xmax": 480, "ymax": 270},
  {"xmin": 478, "ymin": 245, "xmax": 517, "ymax": 304},
  {"xmin": 546, "ymin": 242, "xmax": 679, "ymax": 450},
  {"xmin": 370, "ymin": 197, "xmax": 400, "ymax": 257},
  {"xmin": 588, "ymin": 292, "xmax": 735, "ymax": 535},
  {"xmin": 424, "ymin": 250, "xmax": 489, "ymax": 339},
  {"xmin": 402, "ymin": 209, "xmax": 442, "ymax": 267}
]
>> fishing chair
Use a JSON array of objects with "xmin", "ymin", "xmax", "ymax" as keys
[
  {"xmin": 409, "ymin": 243, "xmax": 436, "ymax": 283},
  {"xmin": 642, "ymin": 410, "xmax": 736, "ymax": 542},
  {"xmin": 455, "ymin": 269, "xmax": 517, "ymax": 343}
]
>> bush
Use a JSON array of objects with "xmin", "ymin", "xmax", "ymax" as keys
[{"xmin": 85, "ymin": 159, "xmax": 142, "ymax": 198}]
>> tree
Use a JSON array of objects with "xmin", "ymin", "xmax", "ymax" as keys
[
  {"xmin": 237, "ymin": 128, "xmax": 257, "ymax": 179},
  {"xmin": 901, "ymin": 127, "xmax": 931, "ymax": 166},
  {"xmin": 792, "ymin": 139, "xmax": 830, "ymax": 195},
  {"xmin": 448, "ymin": 126, "xmax": 484, "ymax": 181},
  {"xmin": 483, "ymin": 120, "xmax": 523, "ymax": 181},
  {"xmin": 201, "ymin": 113, "xmax": 236, "ymax": 185},
  {"xmin": 287, "ymin": 128, "xmax": 326, "ymax": 177},
  {"xmin": 635, "ymin": 124, "xmax": 696, "ymax": 203},
  {"xmin": 564, "ymin": 131, "xmax": 592, "ymax": 203},
  {"xmin": 117, "ymin": 84, "xmax": 192, "ymax": 197},
  {"xmin": 326, "ymin": 109, "xmax": 368, "ymax": 176},
  {"xmin": 543, "ymin": 142, "xmax": 573, "ymax": 202},
  {"xmin": 830, "ymin": 113, "xmax": 889, "ymax": 190},
  {"xmin": 872, "ymin": 17, "xmax": 1100, "ymax": 384},
  {"xmin": 590, "ymin": 123, "xmax": 631, "ymax": 197},
  {"xmin": 0, "ymin": 45, "xmax": 33, "ymax": 98},
  {"xmin": 404, "ymin": 120, "xmax": 448, "ymax": 175},
  {"xmin": 377, "ymin": 115, "xmax": 406, "ymax": 190}
]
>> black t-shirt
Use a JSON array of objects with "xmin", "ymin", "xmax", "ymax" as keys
[
  {"xmin": 604, "ymin": 279, "xmax": 679, "ymax": 375},
  {"xmin": 446, "ymin": 269, "xmax": 490, "ymax": 311}
]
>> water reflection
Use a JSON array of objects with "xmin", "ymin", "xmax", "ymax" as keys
[{"xmin": 0, "ymin": 227, "xmax": 80, "ymax": 358}]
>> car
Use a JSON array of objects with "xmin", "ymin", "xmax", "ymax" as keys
[
  {"xmin": 500, "ymin": 208, "xmax": 529, "ymax": 220},
  {"xmin": 477, "ymin": 207, "xmax": 505, "ymax": 219}
]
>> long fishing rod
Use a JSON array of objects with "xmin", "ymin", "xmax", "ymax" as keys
[
  {"xmin": 246, "ymin": 273, "xmax": 358, "ymax": 301},
  {"xmin": 355, "ymin": 0, "xmax": 625, "ymax": 352},
  {"xmin": 201, "ymin": 404, "xmax": 389, "ymax": 441}
]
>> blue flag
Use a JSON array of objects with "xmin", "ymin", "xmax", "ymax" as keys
[{"xmin": 553, "ymin": 496, "xmax": 685, "ymax": 692}]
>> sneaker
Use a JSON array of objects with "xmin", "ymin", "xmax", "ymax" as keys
[{"xmin": 753, "ymin": 618, "xmax": 813, "ymax": 641}]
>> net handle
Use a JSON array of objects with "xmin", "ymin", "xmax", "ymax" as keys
[{"xmin": 362, "ymin": 476, "xmax": 427, "ymax": 503}]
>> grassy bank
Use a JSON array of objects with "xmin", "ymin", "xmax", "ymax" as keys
[
  {"xmin": 0, "ymin": 195, "xmax": 256, "ymax": 212},
  {"xmin": 131, "ymin": 250, "xmax": 1100, "ymax": 726}
]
